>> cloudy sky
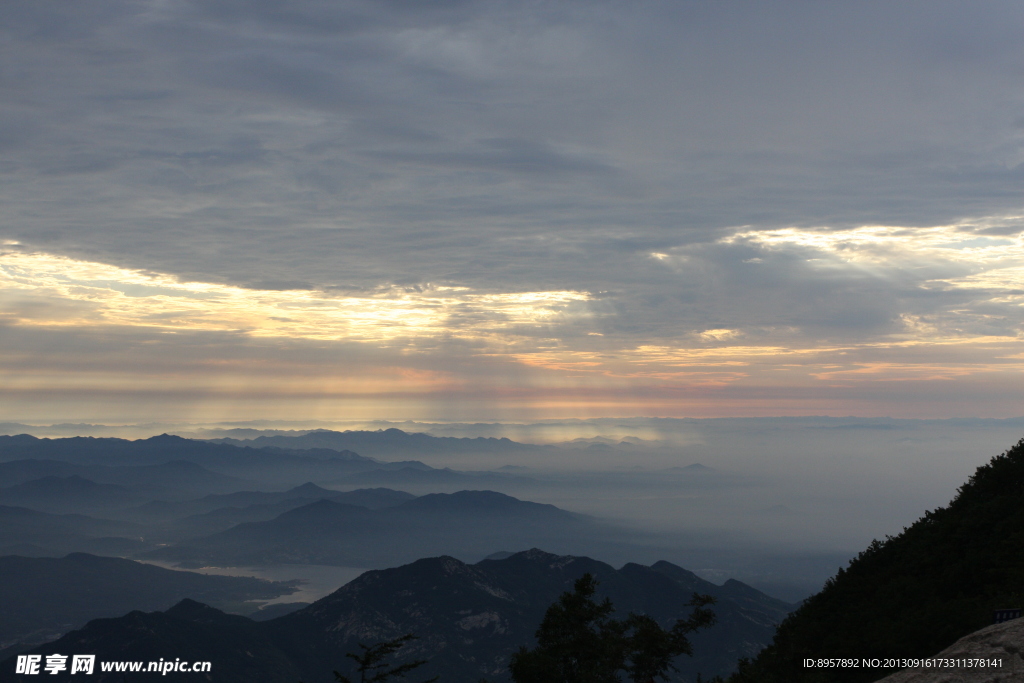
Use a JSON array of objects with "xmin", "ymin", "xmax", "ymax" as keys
[{"xmin": 2, "ymin": 0, "xmax": 1024, "ymax": 423}]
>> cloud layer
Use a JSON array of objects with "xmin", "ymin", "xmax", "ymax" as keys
[{"xmin": 2, "ymin": 0, "xmax": 1023, "ymax": 420}]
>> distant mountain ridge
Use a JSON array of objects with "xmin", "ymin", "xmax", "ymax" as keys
[
  {"xmin": 332, "ymin": 465, "xmax": 535, "ymax": 489},
  {"xmin": 139, "ymin": 486, "xmax": 417, "ymax": 539},
  {"xmin": 0, "ymin": 549, "xmax": 795, "ymax": 682},
  {"xmin": 0, "ymin": 476, "xmax": 138, "ymax": 514},
  {"xmin": 0, "ymin": 434, "xmax": 369, "ymax": 468},
  {"xmin": 0, "ymin": 505, "xmax": 144, "ymax": 557},
  {"xmin": 126, "ymin": 483, "xmax": 414, "ymax": 521},
  {"xmin": 0, "ymin": 458, "xmax": 242, "ymax": 498},
  {"xmin": 144, "ymin": 490, "xmax": 597, "ymax": 567},
  {"xmin": 205, "ymin": 427, "xmax": 544, "ymax": 460},
  {"xmin": 0, "ymin": 434, "xmax": 433, "ymax": 489}
]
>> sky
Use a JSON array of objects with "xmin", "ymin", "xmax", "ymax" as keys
[{"xmin": 2, "ymin": 0, "xmax": 1024, "ymax": 424}]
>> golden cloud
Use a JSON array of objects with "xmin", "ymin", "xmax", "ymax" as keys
[{"xmin": 0, "ymin": 251, "xmax": 593, "ymax": 344}]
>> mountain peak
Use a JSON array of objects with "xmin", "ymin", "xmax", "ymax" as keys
[
  {"xmin": 286, "ymin": 482, "xmax": 332, "ymax": 496},
  {"xmin": 279, "ymin": 498, "xmax": 369, "ymax": 518},
  {"xmin": 144, "ymin": 433, "xmax": 188, "ymax": 443},
  {"xmin": 515, "ymin": 548, "xmax": 563, "ymax": 562},
  {"xmin": 165, "ymin": 598, "xmax": 218, "ymax": 619},
  {"xmin": 398, "ymin": 489, "xmax": 521, "ymax": 511}
]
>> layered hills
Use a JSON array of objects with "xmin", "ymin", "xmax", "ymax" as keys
[
  {"xmin": 144, "ymin": 490, "xmax": 617, "ymax": 567},
  {"xmin": 206, "ymin": 427, "xmax": 541, "ymax": 461},
  {"xmin": 0, "ymin": 505, "xmax": 144, "ymax": 557},
  {"xmin": 0, "ymin": 459, "xmax": 241, "ymax": 500},
  {"xmin": 0, "ymin": 476, "xmax": 139, "ymax": 514},
  {"xmin": 0, "ymin": 433, "xmax": 534, "ymax": 497},
  {"xmin": 0, "ymin": 431, "xmax": 654, "ymax": 571},
  {"xmin": 0, "ymin": 483, "xmax": 420, "ymax": 557},
  {"xmin": 0, "ymin": 549, "xmax": 794, "ymax": 682},
  {"xmin": 127, "ymin": 484, "xmax": 415, "ymax": 539}
]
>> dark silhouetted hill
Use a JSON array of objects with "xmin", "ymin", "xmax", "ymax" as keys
[
  {"xmin": 729, "ymin": 436, "xmax": 1024, "ymax": 683},
  {"xmin": 1, "ymin": 599, "xmax": 300, "ymax": 682},
  {"xmin": 0, "ymin": 549, "xmax": 794, "ymax": 682},
  {"xmin": 0, "ymin": 553, "xmax": 294, "ymax": 655}
]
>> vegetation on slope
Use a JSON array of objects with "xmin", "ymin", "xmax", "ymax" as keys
[{"xmin": 730, "ymin": 437, "xmax": 1024, "ymax": 683}]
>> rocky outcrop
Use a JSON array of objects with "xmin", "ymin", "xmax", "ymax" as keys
[{"xmin": 875, "ymin": 617, "xmax": 1024, "ymax": 683}]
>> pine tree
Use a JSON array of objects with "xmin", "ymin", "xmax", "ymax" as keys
[
  {"xmin": 333, "ymin": 634, "xmax": 438, "ymax": 683},
  {"xmin": 510, "ymin": 573, "xmax": 715, "ymax": 683}
]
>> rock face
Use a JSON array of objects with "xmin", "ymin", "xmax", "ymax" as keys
[{"xmin": 874, "ymin": 617, "xmax": 1024, "ymax": 683}]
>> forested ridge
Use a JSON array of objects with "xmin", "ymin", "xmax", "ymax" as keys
[{"xmin": 729, "ymin": 437, "xmax": 1024, "ymax": 683}]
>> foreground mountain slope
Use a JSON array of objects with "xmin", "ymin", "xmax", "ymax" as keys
[
  {"xmin": 1, "ymin": 549, "xmax": 794, "ymax": 682},
  {"xmin": 729, "ymin": 436, "xmax": 1024, "ymax": 683}
]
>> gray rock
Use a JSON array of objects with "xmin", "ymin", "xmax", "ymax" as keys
[{"xmin": 875, "ymin": 617, "xmax": 1024, "ymax": 682}]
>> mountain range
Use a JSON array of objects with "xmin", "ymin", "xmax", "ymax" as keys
[
  {"xmin": 0, "ymin": 505, "xmax": 144, "ymax": 557},
  {"xmin": 205, "ymin": 428, "xmax": 543, "ymax": 461},
  {"xmin": 0, "ymin": 435, "xmax": 406, "ymax": 488},
  {"xmin": 0, "ymin": 549, "xmax": 795, "ymax": 682},
  {"xmin": 122, "ymin": 484, "xmax": 416, "ymax": 539},
  {"xmin": 0, "ymin": 477, "xmax": 140, "ymax": 515},
  {"xmin": 0, "ymin": 483, "xmax": 424, "ymax": 557},
  {"xmin": 0, "ymin": 459, "xmax": 242, "ymax": 500},
  {"xmin": 144, "ymin": 490, "xmax": 617, "ymax": 568}
]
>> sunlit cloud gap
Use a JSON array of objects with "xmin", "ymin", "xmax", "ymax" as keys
[
  {"xmin": 712, "ymin": 223, "xmax": 1024, "ymax": 293},
  {"xmin": 650, "ymin": 221, "xmax": 1024, "ymax": 290},
  {"xmin": 0, "ymin": 251, "xmax": 593, "ymax": 343},
  {"xmin": 723, "ymin": 220, "xmax": 1024, "ymax": 264},
  {"xmin": 4, "ymin": 221, "xmax": 1024, "ymax": 405}
]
